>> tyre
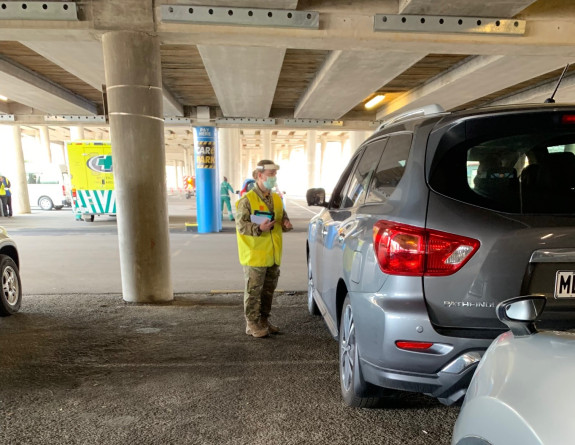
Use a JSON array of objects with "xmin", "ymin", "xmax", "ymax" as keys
[
  {"xmin": 0, "ymin": 255, "xmax": 21, "ymax": 316},
  {"xmin": 83, "ymin": 214, "xmax": 95, "ymax": 222},
  {"xmin": 339, "ymin": 295, "xmax": 385, "ymax": 408},
  {"xmin": 307, "ymin": 255, "xmax": 320, "ymax": 316},
  {"xmin": 38, "ymin": 196, "xmax": 54, "ymax": 210}
]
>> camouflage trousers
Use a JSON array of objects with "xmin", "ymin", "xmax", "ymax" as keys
[{"xmin": 243, "ymin": 264, "xmax": 280, "ymax": 322}]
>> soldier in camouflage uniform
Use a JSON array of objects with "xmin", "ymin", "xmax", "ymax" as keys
[{"xmin": 236, "ymin": 160, "xmax": 293, "ymax": 338}]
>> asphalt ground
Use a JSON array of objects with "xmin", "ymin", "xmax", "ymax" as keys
[
  {"xmin": 0, "ymin": 292, "xmax": 459, "ymax": 445},
  {"xmin": 1, "ymin": 194, "xmax": 313, "ymax": 294},
  {"xmin": 0, "ymin": 194, "xmax": 460, "ymax": 444}
]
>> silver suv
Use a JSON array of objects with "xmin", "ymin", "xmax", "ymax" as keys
[{"xmin": 306, "ymin": 104, "xmax": 575, "ymax": 407}]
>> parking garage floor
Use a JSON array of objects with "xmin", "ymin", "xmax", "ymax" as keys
[
  {"xmin": 0, "ymin": 196, "xmax": 459, "ymax": 444},
  {"xmin": 0, "ymin": 292, "xmax": 458, "ymax": 445}
]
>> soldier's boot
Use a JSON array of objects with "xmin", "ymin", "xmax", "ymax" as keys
[
  {"xmin": 245, "ymin": 320, "xmax": 269, "ymax": 338},
  {"xmin": 260, "ymin": 317, "xmax": 280, "ymax": 334}
]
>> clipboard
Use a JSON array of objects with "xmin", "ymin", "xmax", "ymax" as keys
[
  {"xmin": 251, "ymin": 210, "xmax": 274, "ymax": 225},
  {"xmin": 254, "ymin": 210, "xmax": 273, "ymax": 219}
]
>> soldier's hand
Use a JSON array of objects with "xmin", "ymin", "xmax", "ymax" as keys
[{"xmin": 259, "ymin": 219, "xmax": 275, "ymax": 232}]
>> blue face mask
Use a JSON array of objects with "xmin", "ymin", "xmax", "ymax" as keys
[{"xmin": 263, "ymin": 176, "xmax": 277, "ymax": 190}]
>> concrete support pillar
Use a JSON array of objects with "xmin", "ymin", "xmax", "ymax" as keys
[
  {"xmin": 39, "ymin": 126, "xmax": 52, "ymax": 164},
  {"xmin": 218, "ymin": 128, "xmax": 231, "ymax": 185},
  {"xmin": 319, "ymin": 135, "xmax": 327, "ymax": 185},
  {"xmin": 349, "ymin": 131, "xmax": 370, "ymax": 153},
  {"xmin": 58, "ymin": 143, "xmax": 67, "ymax": 167},
  {"xmin": 102, "ymin": 30, "xmax": 172, "ymax": 303},
  {"xmin": 230, "ymin": 129, "xmax": 240, "ymax": 191},
  {"xmin": 175, "ymin": 161, "xmax": 183, "ymax": 190},
  {"xmin": 218, "ymin": 127, "xmax": 242, "ymax": 191},
  {"xmin": 0, "ymin": 125, "xmax": 31, "ymax": 214},
  {"xmin": 262, "ymin": 129, "xmax": 272, "ymax": 160},
  {"xmin": 341, "ymin": 134, "xmax": 351, "ymax": 162},
  {"xmin": 306, "ymin": 130, "xmax": 317, "ymax": 189},
  {"xmin": 183, "ymin": 148, "xmax": 190, "ymax": 177},
  {"xmin": 247, "ymin": 151, "xmax": 256, "ymax": 177},
  {"xmin": 70, "ymin": 126, "xmax": 85, "ymax": 141}
]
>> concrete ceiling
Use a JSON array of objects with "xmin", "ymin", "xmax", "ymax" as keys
[{"xmin": 0, "ymin": 0, "xmax": 572, "ymax": 141}]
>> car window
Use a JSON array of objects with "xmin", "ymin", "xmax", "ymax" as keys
[
  {"xmin": 329, "ymin": 153, "xmax": 361, "ymax": 209},
  {"xmin": 365, "ymin": 134, "xmax": 412, "ymax": 204},
  {"xmin": 340, "ymin": 141, "xmax": 385, "ymax": 208},
  {"xmin": 430, "ymin": 125, "xmax": 575, "ymax": 214}
]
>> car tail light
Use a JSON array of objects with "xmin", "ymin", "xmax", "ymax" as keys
[
  {"xmin": 562, "ymin": 114, "xmax": 575, "ymax": 124},
  {"xmin": 71, "ymin": 188, "xmax": 77, "ymax": 198},
  {"xmin": 373, "ymin": 221, "xmax": 479, "ymax": 276},
  {"xmin": 396, "ymin": 341, "xmax": 433, "ymax": 351},
  {"xmin": 62, "ymin": 185, "xmax": 66, "ymax": 196}
]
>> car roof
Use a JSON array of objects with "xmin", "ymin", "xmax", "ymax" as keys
[{"xmin": 373, "ymin": 103, "xmax": 575, "ymax": 137}]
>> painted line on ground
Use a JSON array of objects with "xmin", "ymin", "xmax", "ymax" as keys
[{"xmin": 287, "ymin": 198, "xmax": 317, "ymax": 215}]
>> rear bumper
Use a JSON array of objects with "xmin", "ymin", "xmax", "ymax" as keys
[
  {"xmin": 350, "ymin": 284, "xmax": 494, "ymax": 404},
  {"xmin": 360, "ymin": 356, "xmax": 478, "ymax": 405}
]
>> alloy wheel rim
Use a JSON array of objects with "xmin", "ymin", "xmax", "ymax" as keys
[
  {"xmin": 340, "ymin": 304, "xmax": 355, "ymax": 392},
  {"xmin": 2, "ymin": 265, "xmax": 18, "ymax": 306}
]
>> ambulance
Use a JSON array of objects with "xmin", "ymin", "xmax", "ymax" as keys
[{"xmin": 66, "ymin": 141, "xmax": 115, "ymax": 222}]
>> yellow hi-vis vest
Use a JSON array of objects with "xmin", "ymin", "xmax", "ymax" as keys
[{"xmin": 237, "ymin": 190, "xmax": 283, "ymax": 267}]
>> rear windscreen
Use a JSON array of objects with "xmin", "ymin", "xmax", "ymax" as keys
[{"xmin": 429, "ymin": 112, "xmax": 575, "ymax": 214}]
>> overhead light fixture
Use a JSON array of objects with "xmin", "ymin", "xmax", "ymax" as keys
[
  {"xmin": 0, "ymin": 95, "xmax": 8, "ymax": 102},
  {"xmin": 365, "ymin": 95, "xmax": 385, "ymax": 110}
]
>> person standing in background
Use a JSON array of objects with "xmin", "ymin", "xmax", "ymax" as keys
[
  {"xmin": 0, "ymin": 174, "xmax": 8, "ymax": 217},
  {"xmin": 220, "ymin": 176, "xmax": 235, "ymax": 221},
  {"xmin": 0, "ymin": 175, "xmax": 12, "ymax": 217}
]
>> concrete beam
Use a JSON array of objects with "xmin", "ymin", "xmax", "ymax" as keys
[
  {"xmin": 22, "ymin": 41, "xmax": 183, "ymax": 116},
  {"xmin": 156, "ymin": 5, "xmax": 575, "ymax": 58},
  {"xmin": 399, "ymin": 0, "xmax": 538, "ymax": 17},
  {"xmin": 198, "ymin": 45, "xmax": 285, "ymax": 118},
  {"xmin": 161, "ymin": 84, "xmax": 184, "ymax": 116},
  {"xmin": 295, "ymin": 50, "xmax": 425, "ymax": 119},
  {"xmin": 376, "ymin": 55, "xmax": 575, "ymax": 120},
  {"xmin": 187, "ymin": 0, "xmax": 298, "ymax": 8},
  {"xmin": 488, "ymin": 73, "xmax": 575, "ymax": 105},
  {"xmin": 0, "ymin": 56, "xmax": 97, "ymax": 115}
]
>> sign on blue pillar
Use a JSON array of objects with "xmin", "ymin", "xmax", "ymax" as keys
[{"xmin": 194, "ymin": 126, "xmax": 218, "ymax": 233}]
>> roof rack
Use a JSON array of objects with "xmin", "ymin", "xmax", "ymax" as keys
[{"xmin": 376, "ymin": 104, "xmax": 445, "ymax": 131}]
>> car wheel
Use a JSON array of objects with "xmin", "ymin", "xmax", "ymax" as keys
[
  {"xmin": 83, "ymin": 214, "xmax": 95, "ymax": 222},
  {"xmin": 307, "ymin": 255, "xmax": 320, "ymax": 316},
  {"xmin": 0, "ymin": 255, "xmax": 21, "ymax": 316},
  {"xmin": 340, "ymin": 295, "xmax": 385, "ymax": 408},
  {"xmin": 38, "ymin": 196, "xmax": 54, "ymax": 210}
]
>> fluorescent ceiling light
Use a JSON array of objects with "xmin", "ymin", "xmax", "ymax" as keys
[
  {"xmin": 365, "ymin": 94, "xmax": 385, "ymax": 109},
  {"xmin": 0, "ymin": 95, "xmax": 8, "ymax": 102}
]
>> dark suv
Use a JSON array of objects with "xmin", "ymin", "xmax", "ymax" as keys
[{"xmin": 306, "ymin": 104, "xmax": 575, "ymax": 407}]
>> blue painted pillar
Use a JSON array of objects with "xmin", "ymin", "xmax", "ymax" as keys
[{"xmin": 194, "ymin": 126, "xmax": 218, "ymax": 233}]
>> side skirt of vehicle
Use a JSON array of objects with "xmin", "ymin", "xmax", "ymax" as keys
[{"xmin": 313, "ymin": 289, "xmax": 339, "ymax": 339}]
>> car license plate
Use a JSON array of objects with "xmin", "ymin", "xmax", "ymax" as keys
[{"xmin": 555, "ymin": 271, "xmax": 575, "ymax": 298}]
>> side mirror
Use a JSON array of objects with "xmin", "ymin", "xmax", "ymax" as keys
[
  {"xmin": 306, "ymin": 188, "xmax": 327, "ymax": 207},
  {"xmin": 496, "ymin": 295, "xmax": 546, "ymax": 337}
]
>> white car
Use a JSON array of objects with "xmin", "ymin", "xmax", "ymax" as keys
[
  {"xmin": 0, "ymin": 227, "xmax": 21, "ymax": 315},
  {"xmin": 452, "ymin": 295, "xmax": 575, "ymax": 445}
]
